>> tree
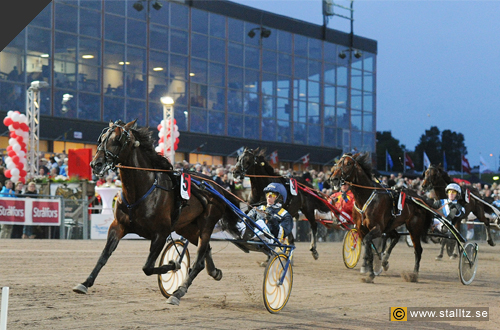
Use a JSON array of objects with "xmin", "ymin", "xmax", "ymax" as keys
[
  {"xmin": 441, "ymin": 130, "xmax": 466, "ymax": 171},
  {"xmin": 376, "ymin": 131, "xmax": 405, "ymax": 172},
  {"xmin": 415, "ymin": 126, "xmax": 441, "ymax": 170},
  {"xmin": 414, "ymin": 126, "xmax": 467, "ymax": 171}
]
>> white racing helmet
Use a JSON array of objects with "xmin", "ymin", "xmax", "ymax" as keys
[{"xmin": 445, "ymin": 183, "xmax": 461, "ymax": 196}]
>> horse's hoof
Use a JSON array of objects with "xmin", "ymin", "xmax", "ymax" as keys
[
  {"xmin": 435, "ymin": 255, "xmax": 443, "ymax": 261},
  {"xmin": 450, "ymin": 254, "xmax": 458, "ymax": 260},
  {"xmin": 382, "ymin": 262, "xmax": 389, "ymax": 271},
  {"xmin": 402, "ymin": 272, "xmax": 419, "ymax": 282},
  {"xmin": 310, "ymin": 249, "xmax": 319, "ymax": 260},
  {"xmin": 166, "ymin": 296, "xmax": 180, "ymax": 306},
  {"xmin": 259, "ymin": 261, "xmax": 268, "ymax": 267},
  {"xmin": 487, "ymin": 239, "xmax": 495, "ymax": 247},
  {"xmin": 361, "ymin": 274, "xmax": 375, "ymax": 283},
  {"xmin": 72, "ymin": 283, "xmax": 88, "ymax": 294},
  {"xmin": 214, "ymin": 269, "xmax": 223, "ymax": 281}
]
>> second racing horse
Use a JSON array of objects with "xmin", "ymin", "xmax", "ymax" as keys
[
  {"xmin": 233, "ymin": 148, "xmax": 332, "ymax": 260},
  {"xmin": 73, "ymin": 120, "xmax": 242, "ymax": 306},
  {"xmin": 422, "ymin": 163, "xmax": 498, "ymax": 247},
  {"xmin": 331, "ymin": 153, "xmax": 433, "ymax": 282}
]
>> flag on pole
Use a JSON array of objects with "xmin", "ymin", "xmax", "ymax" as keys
[
  {"xmin": 405, "ymin": 153, "xmax": 415, "ymax": 169},
  {"xmin": 423, "ymin": 151, "xmax": 431, "ymax": 169},
  {"xmin": 480, "ymin": 155, "xmax": 490, "ymax": 173},
  {"xmin": 269, "ymin": 150, "xmax": 279, "ymax": 165},
  {"xmin": 236, "ymin": 146, "xmax": 245, "ymax": 157},
  {"xmin": 386, "ymin": 150, "xmax": 393, "ymax": 170},
  {"xmin": 443, "ymin": 151, "xmax": 448, "ymax": 171},
  {"xmin": 462, "ymin": 155, "xmax": 471, "ymax": 174},
  {"xmin": 300, "ymin": 153, "xmax": 310, "ymax": 167}
]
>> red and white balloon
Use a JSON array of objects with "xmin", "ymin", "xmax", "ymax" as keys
[
  {"xmin": 154, "ymin": 119, "xmax": 179, "ymax": 157},
  {"xmin": 3, "ymin": 111, "xmax": 29, "ymax": 184}
]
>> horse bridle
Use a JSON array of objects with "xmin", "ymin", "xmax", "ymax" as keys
[
  {"xmin": 96, "ymin": 121, "xmax": 132, "ymax": 174},
  {"xmin": 336, "ymin": 154, "xmax": 358, "ymax": 185}
]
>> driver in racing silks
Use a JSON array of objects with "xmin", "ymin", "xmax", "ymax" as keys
[
  {"xmin": 240, "ymin": 183, "xmax": 293, "ymax": 243},
  {"xmin": 432, "ymin": 183, "xmax": 465, "ymax": 260},
  {"xmin": 431, "ymin": 183, "xmax": 465, "ymax": 232}
]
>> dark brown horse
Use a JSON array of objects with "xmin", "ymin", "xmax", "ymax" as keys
[
  {"xmin": 422, "ymin": 164, "xmax": 498, "ymax": 246},
  {"xmin": 73, "ymin": 120, "xmax": 241, "ymax": 305},
  {"xmin": 330, "ymin": 153, "xmax": 433, "ymax": 282},
  {"xmin": 233, "ymin": 148, "xmax": 331, "ymax": 260}
]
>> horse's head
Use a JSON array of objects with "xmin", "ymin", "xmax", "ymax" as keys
[
  {"xmin": 421, "ymin": 164, "xmax": 441, "ymax": 191},
  {"xmin": 233, "ymin": 147, "xmax": 256, "ymax": 180},
  {"xmin": 329, "ymin": 153, "xmax": 370, "ymax": 189},
  {"xmin": 91, "ymin": 119, "xmax": 139, "ymax": 177}
]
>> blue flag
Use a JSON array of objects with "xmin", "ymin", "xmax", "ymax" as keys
[
  {"xmin": 386, "ymin": 150, "xmax": 393, "ymax": 170},
  {"xmin": 443, "ymin": 151, "xmax": 447, "ymax": 171}
]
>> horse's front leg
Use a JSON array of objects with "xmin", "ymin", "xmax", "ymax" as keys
[
  {"xmin": 361, "ymin": 227, "xmax": 381, "ymax": 283},
  {"xmin": 73, "ymin": 219, "xmax": 126, "ymax": 294}
]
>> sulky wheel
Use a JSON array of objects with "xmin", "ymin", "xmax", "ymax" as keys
[
  {"xmin": 343, "ymin": 228, "xmax": 362, "ymax": 269},
  {"xmin": 157, "ymin": 240, "xmax": 190, "ymax": 298},
  {"xmin": 459, "ymin": 242, "xmax": 478, "ymax": 285},
  {"xmin": 263, "ymin": 253, "xmax": 293, "ymax": 313}
]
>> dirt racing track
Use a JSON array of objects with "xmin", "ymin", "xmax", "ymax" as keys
[{"xmin": 0, "ymin": 239, "xmax": 498, "ymax": 329}]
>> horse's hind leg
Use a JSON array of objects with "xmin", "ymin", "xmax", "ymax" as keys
[
  {"xmin": 381, "ymin": 230, "xmax": 400, "ymax": 271},
  {"xmin": 142, "ymin": 234, "xmax": 177, "ymax": 276},
  {"xmin": 205, "ymin": 245, "xmax": 222, "ymax": 281},
  {"xmin": 436, "ymin": 239, "xmax": 446, "ymax": 260},
  {"xmin": 305, "ymin": 213, "xmax": 319, "ymax": 260},
  {"xmin": 167, "ymin": 236, "xmax": 211, "ymax": 306},
  {"xmin": 73, "ymin": 220, "xmax": 125, "ymax": 294},
  {"xmin": 478, "ymin": 215, "xmax": 496, "ymax": 246}
]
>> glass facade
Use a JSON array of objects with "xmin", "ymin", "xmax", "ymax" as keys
[{"xmin": 0, "ymin": 0, "xmax": 376, "ymax": 153}]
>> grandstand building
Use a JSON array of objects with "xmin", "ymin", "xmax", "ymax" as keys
[{"xmin": 0, "ymin": 0, "xmax": 377, "ymax": 168}]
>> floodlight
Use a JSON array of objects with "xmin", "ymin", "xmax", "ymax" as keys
[
  {"xmin": 133, "ymin": 1, "xmax": 144, "ymax": 12},
  {"xmin": 152, "ymin": 1, "xmax": 162, "ymax": 10},
  {"xmin": 338, "ymin": 52, "xmax": 346, "ymax": 59}
]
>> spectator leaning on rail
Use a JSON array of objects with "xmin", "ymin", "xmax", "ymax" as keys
[
  {"xmin": 0, "ymin": 180, "xmax": 16, "ymax": 239},
  {"xmin": 241, "ymin": 183, "xmax": 293, "ymax": 242},
  {"xmin": 23, "ymin": 182, "xmax": 39, "ymax": 239}
]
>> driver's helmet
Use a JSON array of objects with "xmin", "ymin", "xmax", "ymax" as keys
[
  {"xmin": 445, "ymin": 183, "xmax": 461, "ymax": 196},
  {"xmin": 263, "ymin": 182, "xmax": 287, "ymax": 203}
]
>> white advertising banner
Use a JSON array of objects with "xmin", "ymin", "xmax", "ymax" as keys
[{"xmin": 0, "ymin": 197, "xmax": 61, "ymax": 226}]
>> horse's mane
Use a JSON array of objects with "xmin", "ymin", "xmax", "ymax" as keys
[
  {"xmin": 130, "ymin": 125, "xmax": 173, "ymax": 170},
  {"xmin": 437, "ymin": 164, "xmax": 452, "ymax": 184},
  {"xmin": 353, "ymin": 152, "xmax": 374, "ymax": 180},
  {"xmin": 254, "ymin": 148, "xmax": 275, "ymax": 175}
]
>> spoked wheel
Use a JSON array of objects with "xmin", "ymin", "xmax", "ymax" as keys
[
  {"xmin": 343, "ymin": 228, "xmax": 362, "ymax": 269},
  {"xmin": 459, "ymin": 242, "xmax": 478, "ymax": 285},
  {"xmin": 263, "ymin": 253, "xmax": 293, "ymax": 313},
  {"xmin": 372, "ymin": 237, "xmax": 383, "ymax": 276},
  {"xmin": 157, "ymin": 240, "xmax": 190, "ymax": 298}
]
